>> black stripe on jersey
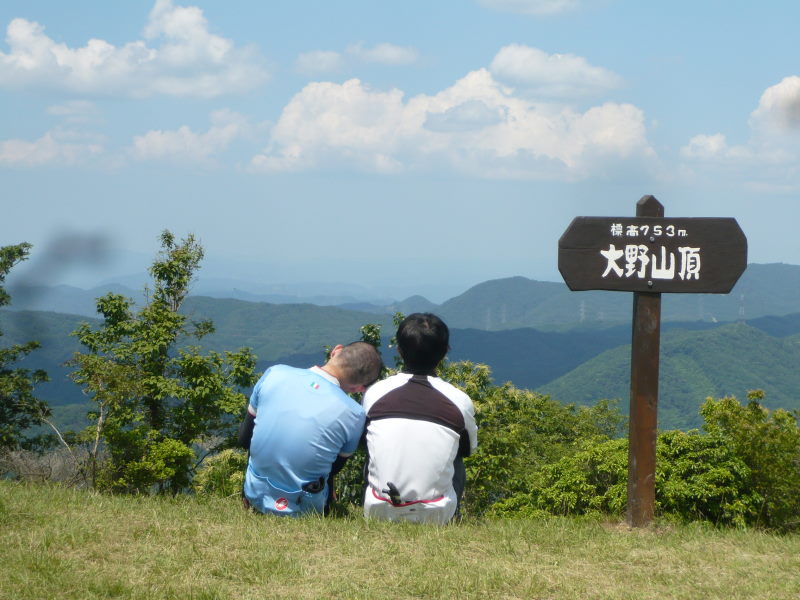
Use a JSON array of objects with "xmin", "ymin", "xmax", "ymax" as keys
[{"xmin": 366, "ymin": 375, "xmax": 465, "ymax": 435}]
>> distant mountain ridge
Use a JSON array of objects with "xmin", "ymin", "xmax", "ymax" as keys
[
  {"xmin": 432, "ymin": 263, "xmax": 800, "ymax": 330},
  {"xmin": 3, "ymin": 261, "xmax": 799, "ymax": 433},
  {"xmin": 539, "ymin": 321, "xmax": 800, "ymax": 430},
  {"xmin": 9, "ymin": 263, "xmax": 800, "ymax": 330}
]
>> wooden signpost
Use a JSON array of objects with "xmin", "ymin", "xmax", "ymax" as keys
[{"xmin": 557, "ymin": 196, "xmax": 747, "ymax": 527}]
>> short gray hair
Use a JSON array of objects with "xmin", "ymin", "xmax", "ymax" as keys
[{"xmin": 330, "ymin": 342, "xmax": 383, "ymax": 387}]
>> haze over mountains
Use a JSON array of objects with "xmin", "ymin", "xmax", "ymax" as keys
[{"xmin": 2, "ymin": 262, "xmax": 799, "ymax": 431}]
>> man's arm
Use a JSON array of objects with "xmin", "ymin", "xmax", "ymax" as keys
[
  {"xmin": 238, "ymin": 406, "xmax": 257, "ymax": 450},
  {"xmin": 330, "ymin": 453, "xmax": 350, "ymax": 476}
]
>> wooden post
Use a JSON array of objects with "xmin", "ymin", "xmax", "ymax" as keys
[
  {"xmin": 626, "ymin": 195, "xmax": 663, "ymax": 527},
  {"xmin": 558, "ymin": 195, "xmax": 747, "ymax": 526}
]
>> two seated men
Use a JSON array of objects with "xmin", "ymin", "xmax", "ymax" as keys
[{"xmin": 238, "ymin": 313, "xmax": 477, "ymax": 523}]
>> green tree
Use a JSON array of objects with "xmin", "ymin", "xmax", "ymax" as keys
[
  {"xmin": 0, "ymin": 243, "xmax": 52, "ymax": 453},
  {"xmin": 70, "ymin": 231, "xmax": 257, "ymax": 493},
  {"xmin": 701, "ymin": 391, "xmax": 800, "ymax": 530}
]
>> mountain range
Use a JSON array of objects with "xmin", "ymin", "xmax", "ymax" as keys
[{"xmin": 2, "ymin": 262, "xmax": 798, "ymax": 432}]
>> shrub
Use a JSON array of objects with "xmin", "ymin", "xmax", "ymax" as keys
[
  {"xmin": 193, "ymin": 449, "xmax": 247, "ymax": 497},
  {"xmin": 516, "ymin": 431, "xmax": 758, "ymax": 526},
  {"xmin": 655, "ymin": 430, "xmax": 756, "ymax": 527},
  {"xmin": 700, "ymin": 392, "xmax": 800, "ymax": 530}
]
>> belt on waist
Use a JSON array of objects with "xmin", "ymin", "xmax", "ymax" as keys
[{"xmin": 371, "ymin": 485, "xmax": 445, "ymax": 507}]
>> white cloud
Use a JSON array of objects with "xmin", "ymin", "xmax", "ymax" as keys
[
  {"xmin": 46, "ymin": 100, "xmax": 98, "ymax": 124},
  {"xmin": 0, "ymin": 130, "xmax": 103, "ymax": 167},
  {"xmin": 477, "ymin": 0, "xmax": 582, "ymax": 16},
  {"xmin": 131, "ymin": 109, "xmax": 250, "ymax": 164},
  {"xmin": 750, "ymin": 75, "xmax": 800, "ymax": 132},
  {"xmin": 424, "ymin": 100, "xmax": 507, "ymax": 132},
  {"xmin": 251, "ymin": 68, "xmax": 653, "ymax": 179},
  {"xmin": 294, "ymin": 42, "xmax": 419, "ymax": 75},
  {"xmin": 295, "ymin": 51, "xmax": 345, "ymax": 75},
  {"xmin": 680, "ymin": 76, "xmax": 800, "ymax": 191},
  {"xmin": 0, "ymin": 0, "xmax": 267, "ymax": 97},
  {"xmin": 680, "ymin": 134, "xmax": 751, "ymax": 160},
  {"xmin": 490, "ymin": 44, "xmax": 622, "ymax": 98},
  {"xmin": 346, "ymin": 42, "xmax": 419, "ymax": 66}
]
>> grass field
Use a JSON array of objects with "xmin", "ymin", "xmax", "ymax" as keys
[{"xmin": 2, "ymin": 481, "xmax": 798, "ymax": 600}]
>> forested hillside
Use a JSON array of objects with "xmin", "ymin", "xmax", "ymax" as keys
[
  {"xmin": 434, "ymin": 263, "xmax": 800, "ymax": 330},
  {"xmin": 181, "ymin": 296, "xmax": 394, "ymax": 367},
  {"xmin": 539, "ymin": 322, "xmax": 800, "ymax": 430},
  {"xmin": 3, "ymin": 262, "xmax": 799, "ymax": 434},
  {"xmin": 7, "ymin": 263, "xmax": 800, "ymax": 328}
]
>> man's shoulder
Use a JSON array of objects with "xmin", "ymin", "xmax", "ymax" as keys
[
  {"xmin": 261, "ymin": 363, "xmax": 303, "ymax": 380},
  {"xmin": 369, "ymin": 372, "xmax": 411, "ymax": 391},
  {"xmin": 427, "ymin": 376, "xmax": 474, "ymax": 408},
  {"xmin": 363, "ymin": 372, "xmax": 409, "ymax": 398}
]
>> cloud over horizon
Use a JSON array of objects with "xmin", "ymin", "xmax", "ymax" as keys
[
  {"xmin": 0, "ymin": 0, "xmax": 267, "ymax": 98},
  {"xmin": 251, "ymin": 66, "xmax": 652, "ymax": 180},
  {"xmin": 489, "ymin": 44, "xmax": 623, "ymax": 98},
  {"xmin": 131, "ymin": 109, "xmax": 252, "ymax": 164},
  {"xmin": 476, "ymin": 0, "xmax": 583, "ymax": 16},
  {"xmin": 294, "ymin": 42, "xmax": 419, "ymax": 75},
  {"xmin": 679, "ymin": 75, "xmax": 800, "ymax": 192},
  {"xmin": 0, "ymin": 129, "xmax": 103, "ymax": 167}
]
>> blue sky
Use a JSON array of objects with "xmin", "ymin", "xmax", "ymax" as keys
[{"xmin": 2, "ymin": 0, "xmax": 799, "ymax": 301}]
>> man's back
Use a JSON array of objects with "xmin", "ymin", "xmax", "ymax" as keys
[
  {"xmin": 362, "ymin": 372, "xmax": 477, "ymax": 523},
  {"xmin": 245, "ymin": 365, "xmax": 365, "ymax": 515}
]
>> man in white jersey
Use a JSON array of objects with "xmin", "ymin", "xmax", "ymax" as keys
[
  {"xmin": 362, "ymin": 313, "xmax": 477, "ymax": 524},
  {"xmin": 238, "ymin": 342, "xmax": 383, "ymax": 516}
]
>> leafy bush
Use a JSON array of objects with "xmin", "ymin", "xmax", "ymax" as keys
[
  {"xmin": 656, "ymin": 429, "xmax": 756, "ymax": 527},
  {"xmin": 508, "ymin": 431, "xmax": 756, "ymax": 527},
  {"xmin": 488, "ymin": 392, "xmax": 799, "ymax": 530},
  {"xmin": 524, "ymin": 437, "xmax": 628, "ymax": 517},
  {"xmin": 701, "ymin": 391, "xmax": 800, "ymax": 530},
  {"xmin": 193, "ymin": 448, "xmax": 247, "ymax": 497},
  {"xmin": 438, "ymin": 360, "xmax": 626, "ymax": 517}
]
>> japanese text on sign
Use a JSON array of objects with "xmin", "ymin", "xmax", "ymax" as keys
[
  {"xmin": 602, "ymin": 223, "xmax": 699, "ymax": 281},
  {"xmin": 610, "ymin": 223, "xmax": 688, "ymax": 238}
]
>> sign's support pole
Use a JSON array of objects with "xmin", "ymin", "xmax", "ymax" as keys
[{"xmin": 626, "ymin": 195, "xmax": 663, "ymax": 527}]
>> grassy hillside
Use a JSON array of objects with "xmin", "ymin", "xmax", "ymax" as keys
[
  {"xmin": 2, "ymin": 481, "xmax": 799, "ymax": 600},
  {"xmin": 539, "ymin": 322, "xmax": 800, "ymax": 430}
]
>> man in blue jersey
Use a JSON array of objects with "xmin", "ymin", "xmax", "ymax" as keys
[
  {"xmin": 362, "ymin": 313, "xmax": 477, "ymax": 524},
  {"xmin": 238, "ymin": 341, "xmax": 383, "ymax": 516}
]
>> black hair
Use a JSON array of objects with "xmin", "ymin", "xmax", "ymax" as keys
[{"xmin": 396, "ymin": 313, "xmax": 449, "ymax": 375}]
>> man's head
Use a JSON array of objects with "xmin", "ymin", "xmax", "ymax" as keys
[
  {"xmin": 326, "ymin": 341, "xmax": 384, "ymax": 394},
  {"xmin": 396, "ymin": 313, "xmax": 449, "ymax": 375}
]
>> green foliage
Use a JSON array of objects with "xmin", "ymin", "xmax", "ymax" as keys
[
  {"xmin": 655, "ymin": 429, "xmax": 756, "ymax": 527},
  {"xmin": 488, "ymin": 391, "xmax": 799, "ymax": 530},
  {"xmin": 512, "ymin": 431, "xmax": 756, "ymax": 527},
  {"xmin": 433, "ymin": 359, "xmax": 625, "ymax": 517},
  {"xmin": 70, "ymin": 231, "xmax": 257, "ymax": 494},
  {"xmin": 0, "ymin": 243, "xmax": 53, "ymax": 453},
  {"xmin": 701, "ymin": 391, "xmax": 800, "ymax": 530},
  {"xmin": 521, "ymin": 438, "xmax": 628, "ymax": 518},
  {"xmin": 192, "ymin": 448, "xmax": 247, "ymax": 497}
]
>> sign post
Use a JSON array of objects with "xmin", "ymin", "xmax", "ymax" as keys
[{"xmin": 558, "ymin": 195, "xmax": 747, "ymax": 527}]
